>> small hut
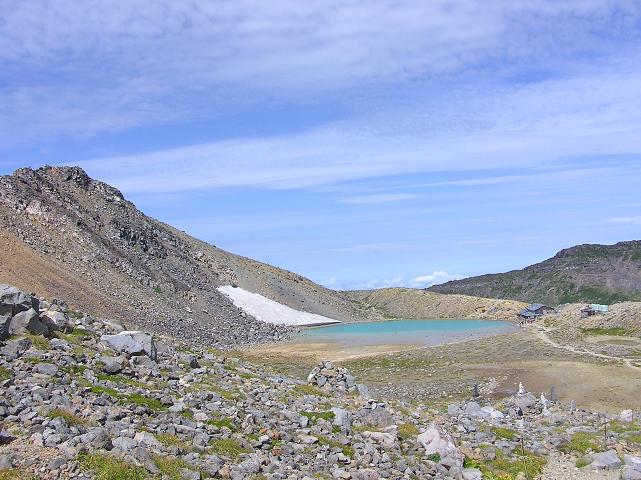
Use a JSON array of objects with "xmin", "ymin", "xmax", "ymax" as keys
[
  {"xmin": 517, "ymin": 303, "xmax": 556, "ymax": 323},
  {"xmin": 581, "ymin": 304, "xmax": 609, "ymax": 318}
]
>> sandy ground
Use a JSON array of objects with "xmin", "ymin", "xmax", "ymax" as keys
[
  {"xmin": 241, "ymin": 325, "xmax": 641, "ymax": 413},
  {"xmin": 252, "ymin": 340, "xmax": 423, "ymax": 361},
  {"xmin": 541, "ymin": 453, "xmax": 621, "ymax": 480}
]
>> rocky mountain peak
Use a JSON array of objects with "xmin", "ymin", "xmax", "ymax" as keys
[{"xmin": 0, "ymin": 165, "xmax": 372, "ymax": 347}]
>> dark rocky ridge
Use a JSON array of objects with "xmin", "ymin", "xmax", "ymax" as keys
[
  {"xmin": 429, "ymin": 241, "xmax": 641, "ymax": 305},
  {"xmin": 0, "ymin": 166, "xmax": 373, "ymax": 347}
]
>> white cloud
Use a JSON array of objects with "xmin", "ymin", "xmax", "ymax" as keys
[
  {"xmin": 73, "ymin": 64, "xmax": 641, "ymax": 194},
  {"xmin": 1, "ymin": 1, "xmax": 640, "ymax": 143},
  {"xmin": 411, "ymin": 271, "xmax": 460, "ymax": 287},
  {"xmin": 334, "ymin": 271, "xmax": 461, "ymax": 291}
]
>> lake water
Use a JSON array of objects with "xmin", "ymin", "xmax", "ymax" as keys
[{"xmin": 298, "ymin": 319, "xmax": 518, "ymax": 347}]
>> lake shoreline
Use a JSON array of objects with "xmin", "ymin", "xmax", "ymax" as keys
[{"xmin": 248, "ymin": 319, "xmax": 520, "ymax": 362}]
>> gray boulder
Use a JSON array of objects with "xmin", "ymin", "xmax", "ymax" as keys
[
  {"xmin": 40, "ymin": 310, "xmax": 72, "ymax": 333},
  {"xmin": 0, "ymin": 453, "xmax": 14, "ymax": 470},
  {"xmin": 589, "ymin": 450, "xmax": 622, "ymax": 470},
  {"xmin": 130, "ymin": 355, "xmax": 159, "ymax": 372},
  {"xmin": 417, "ymin": 423, "xmax": 464, "ymax": 468},
  {"xmin": 626, "ymin": 455, "xmax": 641, "ymax": 472},
  {"xmin": 230, "ymin": 455, "xmax": 261, "ymax": 480},
  {"xmin": 0, "ymin": 284, "xmax": 38, "ymax": 316},
  {"xmin": 511, "ymin": 392, "xmax": 537, "ymax": 410},
  {"xmin": 9, "ymin": 308, "xmax": 50, "ymax": 337},
  {"xmin": 49, "ymin": 338, "xmax": 71, "ymax": 351},
  {"xmin": 624, "ymin": 467, "xmax": 641, "ymax": 480},
  {"xmin": 356, "ymin": 406, "xmax": 395, "ymax": 429},
  {"xmin": 101, "ymin": 355, "xmax": 125, "ymax": 374},
  {"xmin": 463, "ymin": 468, "xmax": 483, "ymax": 480},
  {"xmin": 0, "ymin": 337, "xmax": 32, "ymax": 360},
  {"xmin": 0, "ymin": 314, "xmax": 11, "ymax": 340},
  {"xmin": 331, "ymin": 407, "xmax": 351, "ymax": 429},
  {"xmin": 100, "ymin": 331, "xmax": 157, "ymax": 360},
  {"xmin": 36, "ymin": 363, "xmax": 59, "ymax": 376}
]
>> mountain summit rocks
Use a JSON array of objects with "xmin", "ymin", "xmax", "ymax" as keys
[{"xmin": 0, "ymin": 166, "xmax": 375, "ymax": 347}]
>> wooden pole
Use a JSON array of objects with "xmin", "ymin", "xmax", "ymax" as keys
[{"xmin": 521, "ymin": 436, "xmax": 529, "ymax": 480}]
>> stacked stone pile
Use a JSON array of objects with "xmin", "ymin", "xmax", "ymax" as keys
[{"xmin": 307, "ymin": 360, "xmax": 369, "ymax": 396}]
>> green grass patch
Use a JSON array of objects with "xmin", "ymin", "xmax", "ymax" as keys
[
  {"xmin": 315, "ymin": 434, "xmax": 354, "ymax": 458},
  {"xmin": 122, "ymin": 393, "xmax": 166, "ymax": 411},
  {"xmin": 207, "ymin": 414, "xmax": 236, "ymax": 430},
  {"xmin": 576, "ymin": 457, "xmax": 591, "ymax": 468},
  {"xmin": 18, "ymin": 334, "xmax": 50, "ymax": 350},
  {"xmin": 0, "ymin": 366, "xmax": 12, "ymax": 379},
  {"xmin": 478, "ymin": 450, "xmax": 547, "ymax": 480},
  {"xmin": 21, "ymin": 357, "xmax": 52, "ymax": 365},
  {"xmin": 78, "ymin": 453, "xmax": 148, "ymax": 480},
  {"xmin": 153, "ymin": 455, "xmax": 191, "ymax": 480},
  {"xmin": 492, "ymin": 427, "xmax": 519, "ymax": 441},
  {"xmin": 293, "ymin": 384, "xmax": 328, "ymax": 397},
  {"xmin": 300, "ymin": 411, "xmax": 335, "ymax": 423},
  {"xmin": 397, "ymin": 423, "xmax": 419, "ymax": 441},
  {"xmin": 48, "ymin": 408, "xmax": 88, "ymax": 427},
  {"xmin": 343, "ymin": 354, "xmax": 431, "ymax": 371},
  {"xmin": 0, "ymin": 471, "xmax": 36, "ymax": 480},
  {"xmin": 0, "ymin": 471, "xmax": 23, "ymax": 480},
  {"xmin": 426, "ymin": 453, "xmax": 441, "ymax": 463},
  {"xmin": 623, "ymin": 432, "xmax": 641, "ymax": 446},
  {"xmin": 196, "ymin": 383, "xmax": 239, "ymax": 400},
  {"xmin": 609, "ymin": 419, "xmax": 641, "ymax": 434},
  {"xmin": 580, "ymin": 327, "xmax": 629, "ymax": 336},
  {"xmin": 209, "ymin": 438, "xmax": 251, "ymax": 459},
  {"xmin": 58, "ymin": 330, "xmax": 95, "ymax": 345},
  {"xmin": 94, "ymin": 371, "xmax": 147, "ymax": 388},
  {"xmin": 155, "ymin": 433, "xmax": 191, "ymax": 451},
  {"xmin": 560, "ymin": 431, "xmax": 602, "ymax": 455},
  {"xmin": 89, "ymin": 384, "xmax": 121, "ymax": 397},
  {"xmin": 61, "ymin": 364, "xmax": 88, "ymax": 376}
]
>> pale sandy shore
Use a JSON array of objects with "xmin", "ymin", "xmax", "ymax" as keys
[{"xmin": 240, "ymin": 324, "xmax": 641, "ymax": 413}]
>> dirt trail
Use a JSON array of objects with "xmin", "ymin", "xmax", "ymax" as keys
[{"xmin": 532, "ymin": 324, "xmax": 641, "ymax": 371}]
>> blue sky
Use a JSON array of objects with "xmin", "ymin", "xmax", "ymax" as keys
[{"xmin": 1, "ymin": 1, "xmax": 641, "ymax": 289}]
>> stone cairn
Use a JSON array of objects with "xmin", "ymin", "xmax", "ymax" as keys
[{"xmin": 307, "ymin": 360, "xmax": 364, "ymax": 395}]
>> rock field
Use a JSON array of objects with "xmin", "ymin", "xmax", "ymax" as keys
[{"xmin": 3, "ymin": 285, "xmax": 641, "ymax": 479}]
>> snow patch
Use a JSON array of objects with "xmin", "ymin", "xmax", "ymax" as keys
[{"xmin": 217, "ymin": 285, "xmax": 341, "ymax": 327}]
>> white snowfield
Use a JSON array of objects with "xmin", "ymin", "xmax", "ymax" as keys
[{"xmin": 217, "ymin": 285, "xmax": 341, "ymax": 327}]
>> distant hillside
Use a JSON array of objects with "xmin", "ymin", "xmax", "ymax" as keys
[
  {"xmin": 0, "ymin": 166, "xmax": 374, "ymax": 347},
  {"xmin": 348, "ymin": 288, "xmax": 526, "ymax": 321},
  {"xmin": 428, "ymin": 242, "xmax": 641, "ymax": 305}
]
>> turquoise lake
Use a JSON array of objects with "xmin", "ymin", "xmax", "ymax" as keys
[{"xmin": 298, "ymin": 319, "xmax": 518, "ymax": 347}]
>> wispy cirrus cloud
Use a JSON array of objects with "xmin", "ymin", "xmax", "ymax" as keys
[
  {"xmin": 1, "ymin": 0, "xmax": 640, "ymax": 145},
  {"xmin": 337, "ymin": 193, "xmax": 421, "ymax": 205},
  {"xmin": 73, "ymin": 63, "xmax": 641, "ymax": 194}
]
